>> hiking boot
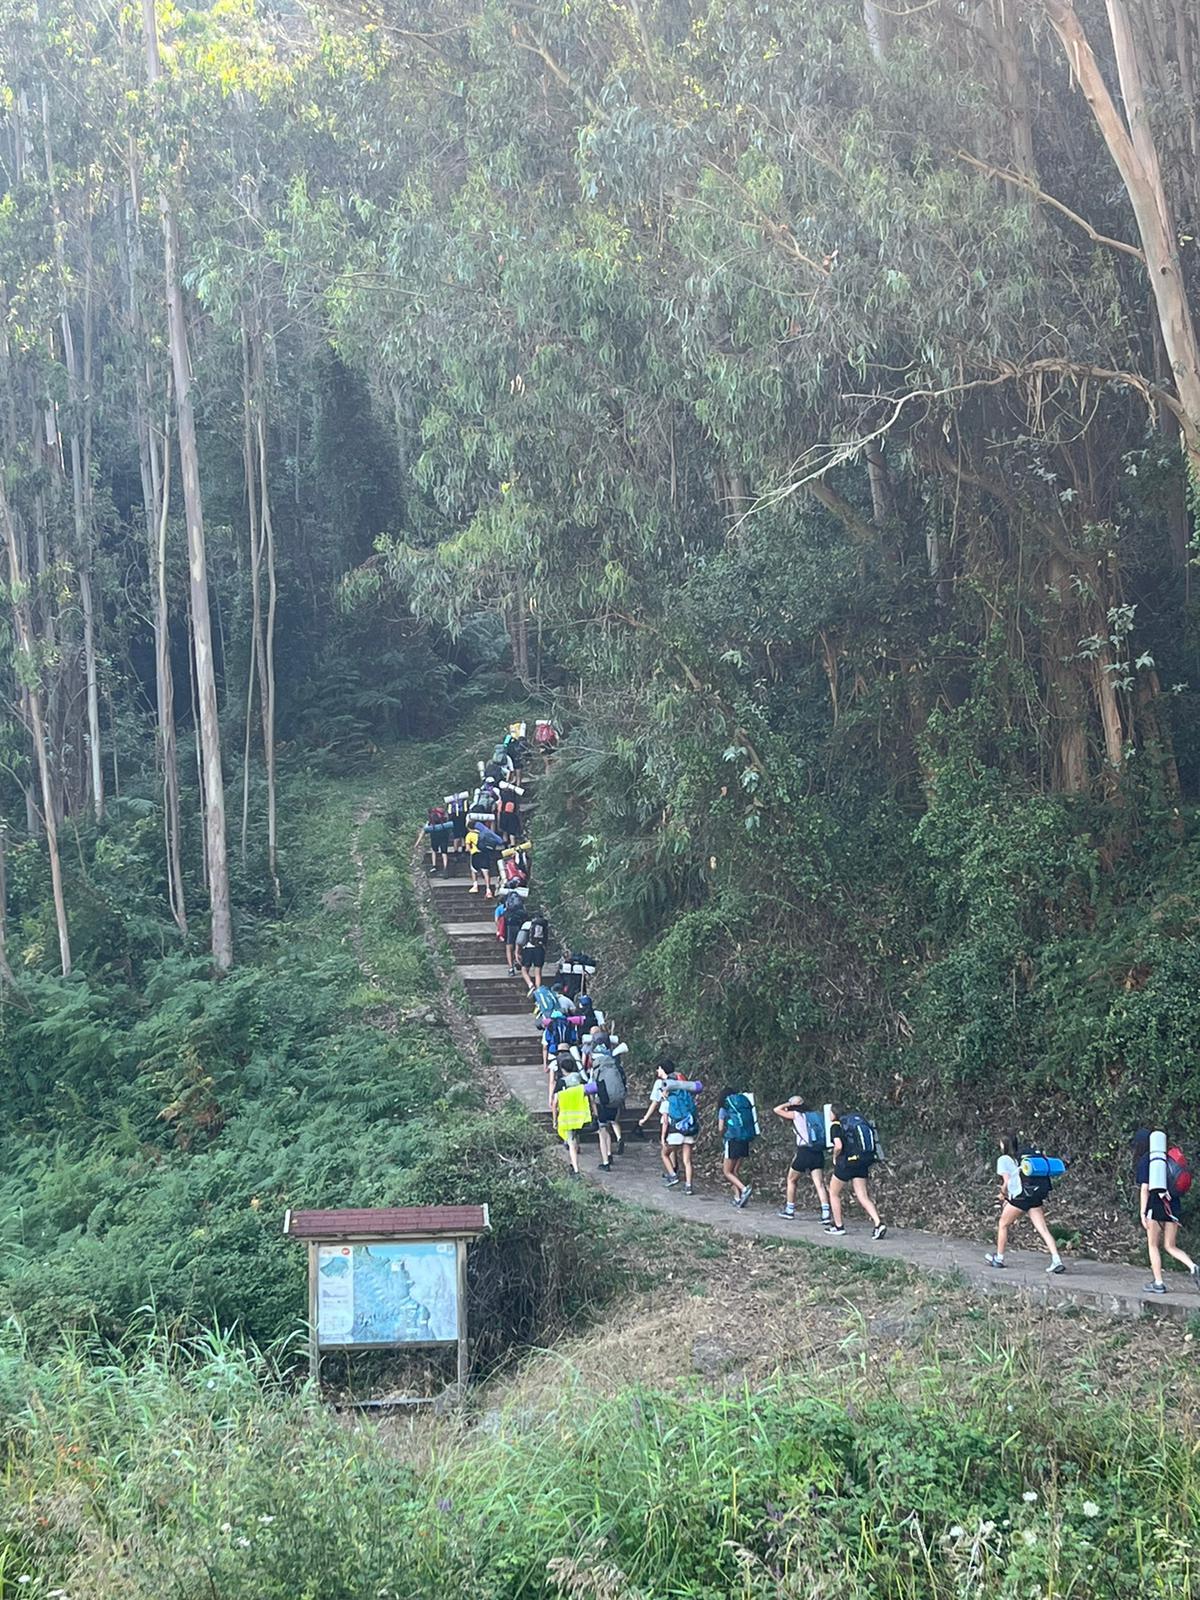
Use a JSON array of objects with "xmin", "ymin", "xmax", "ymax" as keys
[
  {"xmin": 872, "ymin": 1223, "xmax": 887, "ymax": 1241},
  {"xmin": 777, "ymin": 1207, "xmax": 796, "ymax": 1220},
  {"xmin": 1046, "ymin": 1261, "xmax": 1065, "ymax": 1275},
  {"xmin": 738, "ymin": 1184, "xmax": 753, "ymax": 1208},
  {"xmin": 985, "ymin": 1254, "xmax": 1006, "ymax": 1269},
  {"xmin": 1144, "ymin": 1281, "xmax": 1167, "ymax": 1294},
  {"xmin": 824, "ymin": 1224, "xmax": 846, "ymax": 1236}
]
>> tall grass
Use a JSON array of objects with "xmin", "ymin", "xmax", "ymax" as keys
[{"xmin": 0, "ymin": 1325, "xmax": 1195, "ymax": 1599}]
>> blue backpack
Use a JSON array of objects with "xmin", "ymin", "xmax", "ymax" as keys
[
  {"xmin": 666, "ymin": 1085, "xmax": 697, "ymax": 1135},
  {"xmin": 723, "ymin": 1093, "xmax": 758, "ymax": 1142},
  {"xmin": 840, "ymin": 1114, "xmax": 879, "ymax": 1164}
]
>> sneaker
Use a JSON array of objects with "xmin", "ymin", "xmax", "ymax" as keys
[
  {"xmin": 777, "ymin": 1207, "xmax": 796, "ymax": 1220},
  {"xmin": 820, "ymin": 1208, "xmax": 831, "ymax": 1223},
  {"xmin": 1046, "ymin": 1261, "xmax": 1065, "ymax": 1275},
  {"xmin": 615, "ymin": 1139, "xmax": 625, "ymax": 1157},
  {"xmin": 598, "ymin": 1161, "xmax": 612, "ymax": 1171},
  {"xmin": 1191, "ymin": 1265, "xmax": 1200, "ymax": 1295},
  {"xmin": 985, "ymin": 1254, "xmax": 1006, "ymax": 1269},
  {"xmin": 1144, "ymin": 1280, "xmax": 1167, "ymax": 1295},
  {"xmin": 872, "ymin": 1223, "xmax": 887, "ymax": 1241},
  {"xmin": 684, "ymin": 1184, "xmax": 694, "ymax": 1196},
  {"xmin": 738, "ymin": 1184, "xmax": 754, "ymax": 1208},
  {"xmin": 508, "ymin": 965, "xmax": 517, "ymax": 976},
  {"xmin": 468, "ymin": 885, "xmax": 479, "ymax": 894},
  {"xmin": 663, "ymin": 1175, "xmax": 681, "ymax": 1189},
  {"xmin": 824, "ymin": 1224, "xmax": 846, "ymax": 1236}
]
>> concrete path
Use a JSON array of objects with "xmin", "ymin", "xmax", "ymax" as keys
[{"xmin": 422, "ymin": 830, "xmax": 1198, "ymax": 1324}]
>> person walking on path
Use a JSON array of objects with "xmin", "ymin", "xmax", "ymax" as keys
[
  {"xmin": 1132, "ymin": 1129, "xmax": 1200, "ymax": 1295},
  {"xmin": 638, "ymin": 1061, "xmax": 676, "ymax": 1180},
  {"xmin": 984, "ymin": 1133, "xmax": 1063, "ymax": 1274},
  {"xmin": 661, "ymin": 1065, "xmax": 703, "ymax": 1196},
  {"xmin": 554, "ymin": 1067, "xmax": 593, "ymax": 1179},
  {"xmin": 464, "ymin": 819, "xmax": 502, "ymax": 897},
  {"xmin": 516, "ymin": 908, "xmax": 550, "ymax": 990},
  {"xmin": 591, "ymin": 1043, "xmax": 627, "ymax": 1171},
  {"xmin": 717, "ymin": 1087, "xmax": 758, "ymax": 1208},
  {"xmin": 500, "ymin": 886, "xmax": 528, "ymax": 974},
  {"xmin": 773, "ymin": 1096, "xmax": 831, "ymax": 1223},
  {"xmin": 826, "ymin": 1110, "xmax": 887, "ymax": 1239},
  {"xmin": 421, "ymin": 805, "xmax": 452, "ymax": 874}
]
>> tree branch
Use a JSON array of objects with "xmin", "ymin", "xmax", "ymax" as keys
[{"xmin": 956, "ymin": 148, "xmax": 1146, "ymax": 261}]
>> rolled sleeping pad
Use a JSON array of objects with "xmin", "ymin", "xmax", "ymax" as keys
[
  {"xmin": 1020, "ymin": 1154, "xmax": 1067, "ymax": 1179},
  {"xmin": 1150, "ymin": 1130, "xmax": 1168, "ymax": 1192},
  {"xmin": 823, "ymin": 1103, "xmax": 834, "ymax": 1149}
]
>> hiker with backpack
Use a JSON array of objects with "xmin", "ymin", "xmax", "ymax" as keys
[
  {"xmin": 495, "ymin": 779, "xmax": 525, "ymax": 841},
  {"xmin": 553, "ymin": 1066, "xmax": 594, "ymax": 1179},
  {"xmin": 661, "ymin": 1065, "xmax": 703, "ymax": 1195},
  {"xmin": 534, "ymin": 718, "xmax": 559, "ymax": 771},
  {"xmin": 773, "ymin": 1097, "xmax": 832, "ymax": 1224},
  {"xmin": 591, "ymin": 1042, "xmax": 628, "ymax": 1171},
  {"xmin": 465, "ymin": 819, "xmax": 503, "ymax": 897},
  {"xmin": 826, "ymin": 1111, "xmax": 887, "ymax": 1239},
  {"xmin": 421, "ymin": 805, "xmax": 453, "ymax": 874},
  {"xmin": 516, "ymin": 909, "xmax": 550, "ymax": 990},
  {"xmin": 500, "ymin": 887, "xmax": 529, "ymax": 975},
  {"xmin": 638, "ymin": 1059, "xmax": 677, "ymax": 1177},
  {"xmin": 984, "ymin": 1134, "xmax": 1064, "ymax": 1274},
  {"xmin": 445, "ymin": 791, "xmax": 469, "ymax": 856},
  {"xmin": 1132, "ymin": 1130, "xmax": 1199, "ymax": 1296},
  {"xmin": 717, "ymin": 1088, "xmax": 759, "ymax": 1208}
]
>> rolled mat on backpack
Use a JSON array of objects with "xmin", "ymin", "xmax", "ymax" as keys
[
  {"xmin": 1150, "ymin": 1130, "xmax": 1168, "ymax": 1193},
  {"xmin": 1020, "ymin": 1153, "xmax": 1067, "ymax": 1179}
]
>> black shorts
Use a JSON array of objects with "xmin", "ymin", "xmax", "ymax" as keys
[
  {"xmin": 1146, "ymin": 1192, "xmax": 1183, "ymax": 1226},
  {"xmin": 833, "ymin": 1158, "xmax": 873, "ymax": 1184},
  {"xmin": 502, "ymin": 917, "xmax": 524, "ymax": 943},
  {"xmin": 597, "ymin": 1105, "xmax": 624, "ymax": 1126},
  {"xmin": 1009, "ymin": 1190, "xmax": 1046, "ymax": 1214},
  {"xmin": 725, "ymin": 1139, "xmax": 751, "ymax": 1162},
  {"xmin": 520, "ymin": 945, "xmax": 545, "ymax": 969},
  {"xmin": 791, "ymin": 1146, "xmax": 825, "ymax": 1174},
  {"xmin": 470, "ymin": 849, "xmax": 496, "ymax": 871},
  {"xmin": 428, "ymin": 823, "xmax": 452, "ymax": 849},
  {"xmin": 450, "ymin": 814, "xmax": 467, "ymax": 840}
]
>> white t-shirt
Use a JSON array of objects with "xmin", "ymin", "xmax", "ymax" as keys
[{"xmin": 997, "ymin": 1153, "xmax": 1022, "ymax": 1199}]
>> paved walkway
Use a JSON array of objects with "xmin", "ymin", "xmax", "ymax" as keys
[{"xmin": 423, "ymin": 849, "xmax": 1198, "ymax": 1325}]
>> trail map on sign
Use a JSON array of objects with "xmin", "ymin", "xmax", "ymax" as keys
[{"xmin": 316, "ymin": 1241, "xmax": 458, "ymax": 1346}]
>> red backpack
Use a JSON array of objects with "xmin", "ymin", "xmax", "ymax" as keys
[{"xmin": 1167, "ymin": 1147, "xmax": 1193, "ymax": 1197}]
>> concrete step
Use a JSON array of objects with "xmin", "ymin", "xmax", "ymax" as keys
[{"xmin": 448, "ymin": 939, "xmax": 508, "ymax": 964}]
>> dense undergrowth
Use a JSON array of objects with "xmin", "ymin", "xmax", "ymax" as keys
[
  {"xmin": 0, "ymin": 704, "xmax": 608, "ymax": 1363},
  {"xmin": 0, "ymin": 1319, "xmax": 1196, "ymax": 1600}
]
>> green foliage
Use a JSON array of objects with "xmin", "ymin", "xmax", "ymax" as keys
[{"xmin": 0, "ymin": 1330, "xmax": 1196, "ymax": 1599}]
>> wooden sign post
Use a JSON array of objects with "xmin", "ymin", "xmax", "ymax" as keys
[{"xmin": 283, "ymin": 1205, "xmax": 490, "ymax": 1405}]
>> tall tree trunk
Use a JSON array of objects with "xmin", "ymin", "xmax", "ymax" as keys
[
  {"xmin": 239, "ymin": 320, "xmax": 264, "ymax": 869},
  {"xmin": 143, "ymin": 0, "xmax": 233, "ymax": 971},
  {"xmin": 0, "ymin": 479, "xmax": 71, "ymax": 975},
  {"xmin": 252, "ymin": 332, "xmax": 280, "ymax": 904},
  {"xmin": 1043, "ymin": 0, "xmax": 1200, "ymax": 481},
  {"xmin": 0, "ymin": 823, "xmax": 17, "ymax": 991}
]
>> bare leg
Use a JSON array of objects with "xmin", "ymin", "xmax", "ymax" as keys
[
  {"xmin": 995, "ymin": 1202, "xmax": 1020, "ymax": 1258},
  {"xmin": 723, "ymin": 1155, "xmax": 745, "ymax": 1200},
  {"xmin": 851, "ymin": 1176, "xmax": 880, "ymax": 1228},
  {"xmin": 785, "ymin": 1168, "xmax": 799, "ymax": 1207},
  {"xmin": 660, "ymin": 1140, "xmax": 676, "ymax": 1179},
  {"xmin": 681, "ymin": 1144, "xmax": 694, "ymax": 1186},
  {"xmin": 1162, "ymin": 1222, "xmax": 1197, "ymax": 1272},
  {"xmin": 810, "ymin": 1169, "xmax": 830, "ymax": 1211},
  {"xmin": 1027, "ymin": 1206, "xmax": 1061, "ymax": 1259},
  {"xmin": 1147, "ymin": 1218, "xmax": 1166, "ymax": 1283},
  {"xmin": 597, "ymin": 1124, "xmax": 612, "ymax": 1162},
  {"xmin": 829, "ymin": 1175, "xmax": 846, "ymax": 1228},
  {"xmin": 567, "ymin": 1134, "xmax": 579, "ymax": 1174}
]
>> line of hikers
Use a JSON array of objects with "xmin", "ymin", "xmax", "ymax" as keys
[{"xmin": 424, "ymin": 720, "xmax": 1199, "ymax": 1290}]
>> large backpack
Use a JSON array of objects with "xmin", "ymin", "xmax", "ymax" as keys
[
  {"xmin": 531, "ymin": 985, "xmax": 559, "ymax": 1019},
  {"xmin": 503, "ymin": 890, "xmax": 526, "ymax": 917},
  {"xmin": 1168, "ymin": 1146, "xmax": 1193, "ymax": 1198},
  {"xmin": 1017, "ymin": 1146, "xmax": 1053, "ymax": 1204},
  {"xmin": 666, "ymin": 1084, "xmax": 697, "ymax": 1136},
  {"xmin": 595, "ymin": 1058, "xmax": 626, "ymax": 1110},
  {"xmin": 534, "ymin": 720, "xmax": 557, "ymax": 748},
  {"xmin": 427, "ymin": 805, "xmax": 448, "ymax": 825},
  {"xmin": 445, "ymin": 792, "xmax": 468, "ymax": 818},
  {"xmin": 526, "ymin": 915, "xmax": 548, "ymax": 946},
  {"xmin": 474, "ymin": 823, "xmax": 504, "ymax": 850},
  {"xmin": 723, "ymin": 1092, "xmax": 759, "ymax": 1143},
  {"xmin": 498, "ymin": 784, "xmax": 523, "ymax": 818},
  {"xmin": 795, "ymin": 1109, "xmax": 827, "ymax": 1148},
  {"xmin": 840, "ymin": 1114, "xmax": 879, "ymax": 1165}
]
